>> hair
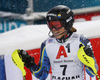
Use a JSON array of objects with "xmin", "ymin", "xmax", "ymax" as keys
[{"xmin": 70, "ymin": 27, "xmax": 77, "ymax": 32}]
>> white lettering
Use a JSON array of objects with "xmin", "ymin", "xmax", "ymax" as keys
[
  {"xmin": 0, "ymin": 21, "xmax": 26, "ymax": 33},
  {"xmin": 66, "ymin": 16, "xmax": 72, "ymax": 22},
  {"xmin": 4, "ymin": 21, "xmax": 7, "ymax": 32},
  {"xmin": 52, "ymin": 75, "xmax": 80, "ymax": 80},
  {"xmin": 9, "ymin": 22, "xmax": 18, "ymax": 31},
  {"xmin": 0, "ymin": 22, "xmax": 3, "ymax": 30},
  {"xmin": 47, "ymin": 13, "xmax": 57, "ymax": 17},
  {"xmin": 67, "ymin": 9, "xmax": 71, "ymax": 14}
]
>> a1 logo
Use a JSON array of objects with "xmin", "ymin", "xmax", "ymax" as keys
[{"xmin": 56, "ymin": 46, "xmax": 67, "ymax": 59}]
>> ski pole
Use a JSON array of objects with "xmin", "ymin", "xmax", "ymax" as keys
[
  {"xmin": 95, "ymin": 73, "xmax": 100, "ymax": 80},
  {"xmin": 23, "ymin": 76, "xmax": 26, "ymax": 80}
]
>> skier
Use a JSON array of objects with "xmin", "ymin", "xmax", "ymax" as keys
[{"xmin": 12, "ymin": 5, "xmax": 98, "ymax": 80}]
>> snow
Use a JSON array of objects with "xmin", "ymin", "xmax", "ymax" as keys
[{"xmin": 0, "ymin": 20, "xmax": 100, "ymax": 55}]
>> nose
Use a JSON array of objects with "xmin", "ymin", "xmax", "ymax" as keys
[{"xmin": 52, "ymin": 27, "xmax": 56, "ymax": 31}]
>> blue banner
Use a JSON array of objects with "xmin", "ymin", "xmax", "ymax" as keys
[
  {"xmin": 0, "ymin": 55, "xmax": 5, "ymax": 80},
  {"xmin": 0, "ymin": 19, "xmax": 27, "ymax": 33}
]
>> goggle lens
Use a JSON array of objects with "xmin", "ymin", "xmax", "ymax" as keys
[{"xmin": 47, "ymin": 21, "xmax": 62, "ymax": 30}]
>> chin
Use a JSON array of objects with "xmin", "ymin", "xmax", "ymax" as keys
[{"xmin": 55, "ymin": 36, "xmax": 62, "ymax": 39}]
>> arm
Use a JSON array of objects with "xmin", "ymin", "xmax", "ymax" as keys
[
  {"xmin": 29, "ymin": 41, "xmax": 51, "ymax": 80},
  {"xmin": 12, "ymin": 41, "xmax": 51, "ymax": 80},
  {"xmin": 79, "ymin": 35, "xmax": 98, "ymax": 77}
]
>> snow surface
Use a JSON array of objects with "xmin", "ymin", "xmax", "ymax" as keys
[{"xmin": 0, "ymin": 20, "xmax": 100, "ymax": 55}]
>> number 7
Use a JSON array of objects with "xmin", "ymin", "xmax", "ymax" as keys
[{"xmin": 60, "ymin": 65, "xmax": 67, "ymax": 75}]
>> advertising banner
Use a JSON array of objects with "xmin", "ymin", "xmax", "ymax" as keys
[{"xmin": 0, "ymin": 19, "xmax": 27, "ymax": 33}]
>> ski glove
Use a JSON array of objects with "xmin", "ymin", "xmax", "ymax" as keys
[
  {"xmin": 83, "ymin": 47, "xmax": 94, "ymax": 57},
  {"xmin": 79, "ymin": 44, "xmax": 94, "ymax": 57},
  {"xmin": 19, "ymin": 50, "xmax": 34, "ymax": 68},
  {"xmin": 78, "ymin": 45, "xmax": 98, "ymax": 77}
]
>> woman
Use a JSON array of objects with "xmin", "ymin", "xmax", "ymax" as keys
[{"xmin": 12, "ymin": 5, "xmax": 98, "ymax": 80}]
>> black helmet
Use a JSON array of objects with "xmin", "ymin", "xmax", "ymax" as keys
[{"xmin": 46, "ymin": 5, "xmax": 74, "ymax": 31}]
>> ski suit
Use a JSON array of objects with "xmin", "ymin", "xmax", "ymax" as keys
[{"xmin": 29, "ymin": 32, "xmax": 98, "ymax": 80}]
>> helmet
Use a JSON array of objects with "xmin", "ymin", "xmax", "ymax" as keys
[{"xmin": 46, "ymin": 5, "xmax": 74, "ymax": 32}]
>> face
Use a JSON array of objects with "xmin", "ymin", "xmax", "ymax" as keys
[
  {"xmin": 52, "ymin": 27, "xmax": 66, "ymax": 39},
  {"xmin": 47, "ymin": 21, "xmax": 66, "ymax": 39}
]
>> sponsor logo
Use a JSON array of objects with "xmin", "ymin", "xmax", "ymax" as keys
[
  {"xmin": 0, "ymin": 20, "xmax": 27, "ymax": 33},
  {"xmin": 66, "ymin": 9, "xmax": 71, "ymax": 14},
  {"xmin": 47, "ymin": 13, "xmax": 57, "ymax": 17},
  {"xmin": 49, "ymin": 39, "xmax": 53, "ymax": 43},
  {"xmin": 52, "ymin": 75, "xmax": 80, "ymax": 80},
  {"xmin": 83, "ymin": 55, "xmax": 89, "ymax": 63},
  {"xmin": 53, "ymin": 60, "xmax": 73, "ymax": 63},
  {"xmin": 49, "ymin": 17, "xmax": 51, "ymax": 20},
  {"xmin": 66, "ymin": 16, "xmax": 72, "ymax": 22},
  {"xmin": 58, "ymin": 14, "xmax": 61, "ymax": 18}
]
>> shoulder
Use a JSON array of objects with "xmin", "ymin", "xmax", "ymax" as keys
[
  {"xmin": 79, "ymin": 34, "xmax": 90, "ymax": 43},
  {"xmin": 44, "ymin": 37, "xmax": 56, "ymax": 44},
  {"xmin": 71, "ymin": 32, "xmax": 80, "ymax": 37},
  {"xmin": 71, "ymin": 32, "xmax": 88, "ymax": 40},
  {"xmin": 40, "ymin": 37, "xmax": 56, "ymax": 53},
  {"xmin": 79, "ymin": 34, "xmax": 91, "ymax": 47},
  {"xmin": 69, "ymin": 32, "xmax": 81, "ymax": 40},
  {"xmin": 41, "ymin": 37, "xmax": 56, "ymax": 47}
]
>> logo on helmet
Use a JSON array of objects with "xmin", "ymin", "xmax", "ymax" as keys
[
  {"xmin": 58, "ymin": 14, "xmax": 61, "ymax": 18},
  {"xmin": 66, "ymin": 16, "xmax": 72, "ymax": 22},
  {"xmin": 49, "ymin": 17, "xmax": 51, "ymax": 20},
  {"xmin": 66, "ymin": 9, "xmax": 71, "ymax": 14},
  {"xmin": 47, "ymin": 13, "xmax": 57, "ymax": 17}
]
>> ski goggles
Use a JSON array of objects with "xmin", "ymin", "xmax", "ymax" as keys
[{"xmin": 47, "ymin": 21, "xmax": 63, "ymax": 30}]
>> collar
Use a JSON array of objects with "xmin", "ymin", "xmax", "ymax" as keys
[{"xmin": 56, "ymin": 32, "xmax": 73, "ymax": 43}]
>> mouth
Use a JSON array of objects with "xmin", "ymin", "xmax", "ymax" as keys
[
  {"xmin": 55, "ymin": 31, "xmax": 59, "ymax": 34},
  {"xmin": 53, "ymin": 31, "xmax": 60, "ymax": 36}
]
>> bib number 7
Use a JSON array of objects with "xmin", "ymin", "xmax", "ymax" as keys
[{"xmin": 60, "ymin": 65, "xmax": 67, "ymax": 75}]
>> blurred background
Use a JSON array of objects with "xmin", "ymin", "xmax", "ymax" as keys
[{"xmin": 0, "ymin": 0, "xmax": 100, "ymax": 33}]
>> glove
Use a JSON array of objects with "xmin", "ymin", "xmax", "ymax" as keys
[
  {"xmin": 83, "ymin": 47, "xmax": 94, "ymax": 57},
  {"xmin": 77, "ymin": 45, "xmax": 97, "ymax": 75},
  {"xmin": 78, "ymin": 45, "xmax": 100, "ymax": 79},
  {"xmin": 19, "ymin": 50, "xmax": 34, "ymax": 68},
  {"xmin": 12, "ymin": 49, "xmax": 34, "ymax": 79},
  {"xmin": 79, "ymin": 44, "xmax": 94, "ymax": 57},
  {"xmin": 12, "ymin": 49, "xmax": 26, "ymax": 77}
]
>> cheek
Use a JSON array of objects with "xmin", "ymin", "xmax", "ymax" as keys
[{"xmin": 60, "ymin": 28, "xmax": 65, "ymax": 32}]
